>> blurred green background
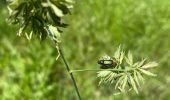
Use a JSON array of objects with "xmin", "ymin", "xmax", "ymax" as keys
[{"xmin": 0, "ymin": 0, "xmax": 170, "ymax": 100}]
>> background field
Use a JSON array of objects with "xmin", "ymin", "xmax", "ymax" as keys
[{"xmin": 0, "ymin": 0, "xmax": 170, "ymax": 100}]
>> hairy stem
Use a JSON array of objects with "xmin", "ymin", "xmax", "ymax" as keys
[{"xmin": 59, "ymin": 48, "xmax": 82, "ymax": 100}]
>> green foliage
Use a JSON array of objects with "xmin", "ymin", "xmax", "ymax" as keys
[
  {"xmin": 7, "ymin": 0, "xmax": 158, "ymax": 98},
  {"xmin": 0, "ymin": 0, "xmax": 170, "ymax": 99},
  {"xmin": 7, "ymin": 0, "xmax": 74, "ymax": 41}
]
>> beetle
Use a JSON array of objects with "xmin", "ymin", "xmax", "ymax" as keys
[{"xmin": 98, "ymin": 55, "xmax": 117, "ymax": 69}]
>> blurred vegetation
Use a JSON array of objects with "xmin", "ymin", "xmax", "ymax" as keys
[{"xmin": 0, "ymin": 0, "xmax": 170, "ymax": 100}]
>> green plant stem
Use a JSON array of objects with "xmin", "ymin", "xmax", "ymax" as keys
[
  {"xmin": 59, "ymin": 48, "xmax": 82, "ymax": 100},
  {"xmin": 44, "ymin": 26, "xmax": 81, "ymax": 99},
  {"xmin": 70, "ymin": 68, "xmax": 136, "ymax": 73}
]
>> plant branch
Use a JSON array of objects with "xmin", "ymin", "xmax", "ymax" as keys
[
  {"xmin": 44, "ymin": 26, "xmax": 81, "ymax": 100},
  {"xmin": 59, "ymin": 48, "xmax": 82, "ymax": 100},
  {"xmin": 70, "ymin": 68, "xmax": 136, "ymax": 73}
]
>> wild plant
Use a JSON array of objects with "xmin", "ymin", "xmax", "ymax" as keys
[{"xmin": 6, "ymin": 0, "xmax": 158, "ymax": 99}]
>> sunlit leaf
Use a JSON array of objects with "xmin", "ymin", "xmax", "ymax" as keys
[
  {"xmin": 65, "ymin": 0, "xmax": 74, "ymax": 3},
  {"xmin": 134, "ymin": 71, "xmax": 140, "ymax": 87},
  {"xmin": 8, "ymin": 0, "xmax": 25, "ymax": 10},
  {"xmin": 119, "ymin": 51, "xmax": 124, "ymax": 64},
  {"xmin": 48, "ymin": 25, "xmax": 61, "ymax": 42},
  {"xmin": 137, "ymin": 59, "xmax": 147, "ymax": 67},
  {"xmin": 141, "ymin": 62, "xmax": 158, "ymax": 69},
  {"xmin": 139, "ymin": 69, "xmax": 157, "ymax": 77},
  {"xmin": 128, "ymin": 51, "xmax": 133, "ymax": 65},
  {"xmin": 48, "ymin": 1, "xmax": 64, "ymax": 17},
  {"xmin": 97, "ymin": 71, "xmax": 112, "ymax": 78},
  {"xmin": 115, "ymin": 75, "xmax": 124, "ymax": 89},
  {"xmin": 122, "ymin": 75, "xmax": 127, "ymax": 90},
  {"xmin": 136, "ymin": 71, "xmax": 144, "ymax": 84},
  {"xmin": 129, "ymin": 75, "xmax": 138, "ymax": 94},
  {"xmin": 114, "ymin": 45, "xmax": 121, "ymax": 61},
  {"xmin": 107, "ymin": 73, "xmax": 117, "ymax": 83}
]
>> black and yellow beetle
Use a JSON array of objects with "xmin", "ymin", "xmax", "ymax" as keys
[{"xmin": 98, "ymin": 55, "xmax": 117, "ymax": 69}]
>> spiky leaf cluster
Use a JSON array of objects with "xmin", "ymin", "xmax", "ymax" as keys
[
  {"xmin": 7, "ymin": 0, "xmax": 74, "ymax": 42},
  {"xmin": 97, "ymin": 46, "xmax": 158, "ymax": 94}
]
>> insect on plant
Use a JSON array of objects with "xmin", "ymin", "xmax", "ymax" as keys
[{"xmin": 98, "ymin": 55, "xmax": 117, "ymax": 69}]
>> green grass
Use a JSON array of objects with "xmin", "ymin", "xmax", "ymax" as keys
[{"xmin": 0, "ymin": 0, "xmax": 170, "ymax": 99}]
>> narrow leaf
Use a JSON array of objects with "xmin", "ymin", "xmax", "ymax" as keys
[
  {"xmin": 47, "ymin": 0, "xmax": 64, "ymax": 17},
  {"xmin": 48, "ymin": 25, "xmax": 61, "ymax": 42},
  {"xmin": 141, "ymin": 62, "xmax": 158, "ymax": 69},
  {"xmin": 107, "ymin": 73, "xmax": 116, "ymax": 83},
  {"xmin": 122, "ymin": 75, "xmax": 127, "ymax": 90},
  {"xmin": 134, "ymin": 71, "xmax": 140, "ymax": 87},
  {"xmin": 137, "ymin": 59, "xmax": 147, "ymax": 67},
  {"xmin": 128, "ymin": 51, "xmax": 133, "ymax": 65},
  {"xmin": 97, "ymin": 71, "xmax": 112, "ymax": 78},
  {"xmin": 114, "ymin": 45, "xmax": 121, "ymax": 61},
  {"xmin": 136, "ymin": 71, "xmax": 144, "ymax": 84},
  {"xmin": 115, "ymin": 75, "xmax": 124, "ymax": 89},
  {"xmin": 139, "ymin": 69, "xmax": 157, "ymax": 77},
  {"xmin": 125, "ymin": 57, "xmax": 131, "ymax": 66},
  {"xmin": 119, "ymin": 51, "xmax": 124, "ymax": 64},
  {"xmin": 129, "ymin": 75, "xmax": 138, "ymax": 94}
]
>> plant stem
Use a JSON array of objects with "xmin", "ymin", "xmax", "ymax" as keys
[
  {"xmin": 59, "ymin": 49, "xmax": 81, "ymax": 100},
  {"xmin": 70, "ymin": 68, "xmax": 136, "ymax": 73},
  {"xmin": 44, "ymin": 26, "xmax": 81, "ymax": 99}
]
